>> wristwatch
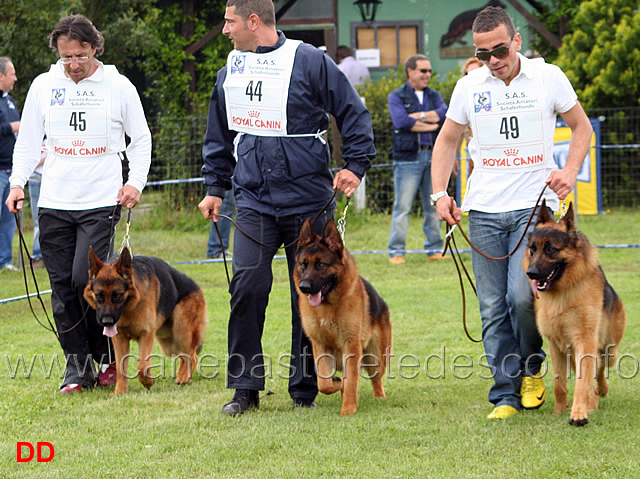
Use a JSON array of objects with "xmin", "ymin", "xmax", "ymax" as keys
[
  {"xmin": 420, "ymin": 112, "xmax": 426, "ymax": 122},
  {"xmin": 430, "ymin": 190, "xmax": 448, "ymax": 205}
]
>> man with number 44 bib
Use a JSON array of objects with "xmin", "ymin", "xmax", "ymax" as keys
[
  {"xmin": 431, "ymin": 6, "xmax": 592, "ymax": 420},
  {"xmin": 6, "ymin": 15, "xmax": 151, "ymax": 394},
  {"xmin": 198, "ymin": 0, "xmax": 375, "ymax": 416}
]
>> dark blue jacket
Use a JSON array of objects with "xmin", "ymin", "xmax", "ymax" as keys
[
  {"xmin": 388, "ymin": 82, "xmax": 447, "ymax": 162},
  {"xmin": 202, "ymin": 32, "xmax": 376, "ymax": 217},
  {"xmin": 0, "ymin": 91, "xmax": 20, "ymax": 170}
]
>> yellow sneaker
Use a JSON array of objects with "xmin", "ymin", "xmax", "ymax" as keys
[
  {"xmin": 388, "ymin": 256, "xmax": 405, "ymax": 264},
  {"xmin": 487, "ymin": 405, "xmax": 519, "ymax": 419},
  {"xmin": 521, "ymin": 373, "xmax": 546, "ymax": 409}
]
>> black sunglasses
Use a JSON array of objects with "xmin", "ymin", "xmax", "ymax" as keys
[
  {"xmin": 475, "ymin": 39, "xmax": 513, "ymax": 62},
  {"xmin": 419, "ymin": 68, "xmax": 432, "ymax": 74}
]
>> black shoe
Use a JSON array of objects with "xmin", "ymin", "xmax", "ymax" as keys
[
  {"xmin": 293, "ymin": 398, "xmax": 317, "ymax": 409},
  {"xmin": 222, "ymin": 389, "xmax": 259, "ymax": 416}
]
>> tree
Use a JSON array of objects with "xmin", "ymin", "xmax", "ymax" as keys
[
  {"xmin": 0, "ymin": 0, "xmax": 230, "ymax": 116},
  {"xmin": 553, "ymin": 0, "xmax": 640, "ymax": 109},
  {"xmin": 529, "ymin": 0, "xmax": 582, "ymax": 62},
  {"xmin": 0, "ymin": 0, "xmax": 71, "ymax": 107}
]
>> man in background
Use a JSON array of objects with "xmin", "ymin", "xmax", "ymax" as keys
[
  {"xmin": 0, "ymin": 56, "xmax": 20, "ymax": 271},
  {"xmin": 336, "ymin": 45, "xmax": 370, "ymax": 87},
  {"xmin": 387, "ymin": 54, "xmax": 448, "ymax": 264}
]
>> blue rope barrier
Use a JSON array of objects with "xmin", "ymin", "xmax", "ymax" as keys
[{"xmin": 2, "ymin": 244, "xmax": 637, "ymax": 305}]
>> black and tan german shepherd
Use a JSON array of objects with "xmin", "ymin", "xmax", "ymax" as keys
[
  {"xmin": 83, "ymin": 246, "xmax": 207, "ymax": 394},
  {"xmin": 523, "ymin": 200, "xmax": 626, "ymax": 426},
  {"xmin": 293, "ymin": 219, "xmax": 392, "ymax": 416}
]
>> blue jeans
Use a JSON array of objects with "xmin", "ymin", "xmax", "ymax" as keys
[
  {"xmin": 388, "ymin": 150, "xmax": 442, "ymax": 257},
  {"xmin": 28, "ymin": 173, "xmax": 42, "ymax": 259},
  {"xmin": 469, "ymin": 208, "xmax": 545, "ymax": 410},
  {"xmin": 0, "ymin": 169, "xmax": 16, "ymax": 267},
  {"xmin": 207, "ymin": 189, "xmax": 236, "ymax": 257}
]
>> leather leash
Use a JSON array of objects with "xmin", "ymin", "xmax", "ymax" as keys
[{"xmin": 444, "ymin": 184, "xmax": 549, "ymax": 343}]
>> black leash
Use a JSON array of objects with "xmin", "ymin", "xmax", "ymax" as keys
[
  {"xmin": 12, "ymin": 202, "xmax": 60, "ymax": 341},
  {"xmin": 211, "ymin": 191, "xmax": 342, "ymax": 287},
  {"xmin": 12, "ymin": 200, "xmax": 124, "ymax": 342},
  {"xmin": 444, "ymin": 184, "xmax": 549, "ymax": 343}
]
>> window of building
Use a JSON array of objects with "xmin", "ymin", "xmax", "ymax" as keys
[{"xmin": 351, "ymin": 21, "xmax": 422, "ymax": 70}]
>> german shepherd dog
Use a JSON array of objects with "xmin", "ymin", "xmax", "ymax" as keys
[
  {"xmin": 523, "ymin": 200, "xmax": 626, "ymax": 426},
  {"xmin": 83, "ymin": 246, "xmax": 207, "ymax": 394},
  {"xmin": 294, "ymin": 219, "xmax": 392, "ymax": 416}
]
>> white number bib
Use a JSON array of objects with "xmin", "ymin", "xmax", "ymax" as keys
[
  {"xmin": 470, "ymin": 73, "xmax": 551, "ymax": 173},
  {"xmin": 47, "ymin": 75, "xmax": 111, "ymax": 159},
  {"xmin": 223, "ymin": 39, "xmax": 301, "ymax": 136}
]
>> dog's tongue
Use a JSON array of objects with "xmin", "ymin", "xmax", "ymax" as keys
[
  {"xmin": 308, "ymin": 292, "xmax": 322, "ymax": 308},
  {"xmin": 103, "ymin": 325, "xmax": 118, "ymax": 337},
  {"xmin": 530, "ymin": 280, "xmax": 540, "ymax": 300}
]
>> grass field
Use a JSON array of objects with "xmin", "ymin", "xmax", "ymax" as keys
[{"xmin": 1, "ymin": 208, "xmax": 639, "ymax": 478}]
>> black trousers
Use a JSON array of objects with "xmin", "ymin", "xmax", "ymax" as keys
[
  {"xmin": 39, "ymin": 206, "xmax": 121, "ymax": 388},
  {"xmin": 226, "ymin": 207, "xmax": 333, "ymax": 400}
]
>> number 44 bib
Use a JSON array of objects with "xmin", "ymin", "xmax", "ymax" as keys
[{"xmin": 223, "ymin": 40, "xmax": 301, "ymax": 136}]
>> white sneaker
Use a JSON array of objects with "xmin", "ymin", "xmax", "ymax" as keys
[{"xmin": 1, "ymin": 264, "xmax": 18, "ymax": 272}]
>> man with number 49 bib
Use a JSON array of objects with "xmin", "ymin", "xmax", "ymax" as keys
[
  {"xmin": 198, "ymin": 0, "xmax": 375, "ymax": 416},
  {"xmin": 431, "ymin": 6, "xmax": 592, "ymax": 420}
]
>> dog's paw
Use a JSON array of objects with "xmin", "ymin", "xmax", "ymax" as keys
[
  {"xmin": 340, "ymin": 405, "xmax": 357, "ymax": 416},
  {"xmin": 552, "ymin": 405, "xmax": 568, "ymax": 415},
  {"xmin": 138, "ymin": 371, "xmax": 155, "ymax": 389},
  {"xmin": 569, "ymin": 416, "xmax": 589, "ymax": 427}
]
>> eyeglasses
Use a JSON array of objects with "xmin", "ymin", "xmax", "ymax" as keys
[
  {"xmin": 59, "ymin": 55, "xmax": 90, "ymax": 65},
  {"xmin": 475, "ymin": 39, "xmax": 513, "ymax": 62},
  {"xmin": 419, "ymin": 68, "xmax": 432, "ymax": 74}
]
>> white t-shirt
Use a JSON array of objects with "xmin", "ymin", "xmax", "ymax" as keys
[
  {"xmin": 10, "ymin": 61, "xmax": 151, "ymax": 210},
  {"xmin": 447, "ymin": 54, "xmax": 577, "ymax": 213}
]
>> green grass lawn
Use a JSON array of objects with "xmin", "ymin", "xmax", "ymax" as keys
[{"xmin": 1, "ymin": 208, "xmax": 639, "ymax": 478}]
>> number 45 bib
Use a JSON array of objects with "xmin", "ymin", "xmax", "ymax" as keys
[
  {"xmin": 47, "ymin": 65, "xmax": 114, "ymax": 159},
  {"xmin": 223, "ymin": 40, "xmax": 301, "ymax": 136}
]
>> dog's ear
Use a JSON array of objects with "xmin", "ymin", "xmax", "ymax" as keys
[
  {"xmin": 87, "ymin": 246, "xmax": 103, "ymax": 280},
  {"xmin": 116, "ymin": 247, "xmax": 133, "ymax": 277},
  {"xmin": 322, "ymin": 219, "xmax": 344, "ymax": 254},
  {"xmin": 297, "ymin": 218, "xmax": 316, "ymax": 247},
  {"xmin": 560, "ymin": 201, "xmax": 576, "ymax": 232},
  {"xmin": 536, "ymin": 199, "xmax": 553, "ymax": 225}
]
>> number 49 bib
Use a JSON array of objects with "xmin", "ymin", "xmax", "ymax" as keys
[{"xmin": 223, "ymin": 40, "xmax": 301, "ymax": 136}]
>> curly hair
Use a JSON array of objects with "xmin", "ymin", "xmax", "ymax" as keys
[{"xmin": 49, "ymin": 14, "xmax": 105, "ymax": 57}]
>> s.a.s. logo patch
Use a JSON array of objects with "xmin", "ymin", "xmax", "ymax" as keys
[
  {"xmin": 230, "ymin": 55, "xmax": 246, "ymax": 74},
  {"xmin": 474, "ymin": 91, "xmax": 491, "ymax": 113},
  {"xmin": 51, "ymin": 88, "xmax": 65, "ymax": 106}
]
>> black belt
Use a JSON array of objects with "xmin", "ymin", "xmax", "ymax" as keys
[{"xmin": 421, "ymin": 145, "xmax": 432, "ymax": 150}]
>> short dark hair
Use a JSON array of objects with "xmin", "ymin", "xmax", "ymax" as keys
[
  {"xmin": 227, "ymin": 0, "xmax": 276, "ymax": 26},
  {"xmin": 336, "ymin": 46, "xmax": 353, "ymax": 61},
  {"xmin": 472, "ymin": 6, "xmax": 516, "ymax": 38},
  {"xmin": 49, "ymin": 14, "xmax": 105, "ymax": 56},
  {"xmin": 404, "ymin": 54, "xmax": 429, "ymax": 76},
  {"xmin": 0, "ymin": 57, "xmax": 12, "ymax": 75}
]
